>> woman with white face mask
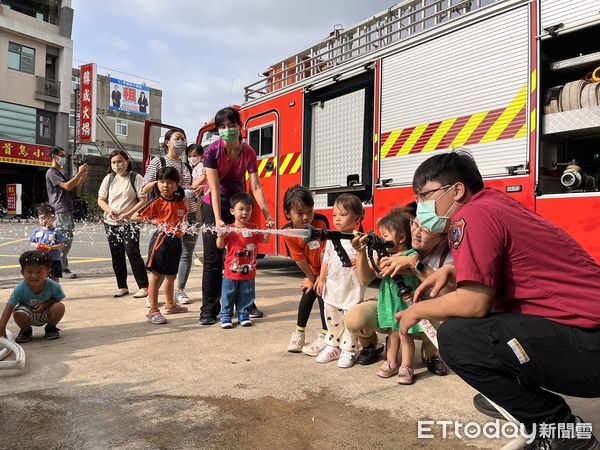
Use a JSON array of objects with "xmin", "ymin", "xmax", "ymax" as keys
[
  {"xmin": 187, "ymin": 143, "xmax": 206, "ymax": 222},
  {"xmin": 141, "ymin": 129, "xmax": 198, "ymax": 305},
  {"xmin": 98, "ymin": 150, "xmax": 148, "ymax": 298}
]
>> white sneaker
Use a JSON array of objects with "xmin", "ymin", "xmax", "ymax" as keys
[
  {"xmin": 316, "ymin": 346, "xmax": 341, "ymax": 364},
  {"xmin": 287, "ymin": 331, "xmax": 306, "ymax": 353},
  {"xmin": 337, "ymin": 350, "xmax": 356, "ymax": 368},
  {"xmin": 174, "ymin": 290, "xmax": 191, "ymax": 305},
  {"xmin": 301, "ymin": 333, "xmax": 328, "ymax": 356}
]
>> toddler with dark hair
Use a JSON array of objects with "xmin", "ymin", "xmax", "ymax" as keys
[
  {"xmin": 0, "ymin": 250, "xmax": 65, "ymax": 342},
  {"xmin": 216, "ymin": 192, "xmax": 269, "ymax": 328},
  {"xmin": 29, "ymin": 203, "xmax": 65, "ymax": 282}
]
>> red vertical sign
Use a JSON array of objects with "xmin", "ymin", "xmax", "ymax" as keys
[
  {"xmin": 79, "ymin": 63, "xmax": 97, "ymax": 143},
  {"xmin": 6, "ymin": 184, "xmax": 22, "ymax": 215}
]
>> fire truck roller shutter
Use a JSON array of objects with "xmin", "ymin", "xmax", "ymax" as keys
[
  {"xmin": 379, "ymin": 5, "xmax": 530, "ymax": 185},
  {"xmin": 309, "ymin": 88, "xmax": 366, "ymax": 208},
  {"xmin": 540, "ymin": 0, "xmax": 600, "ymax": 38}
]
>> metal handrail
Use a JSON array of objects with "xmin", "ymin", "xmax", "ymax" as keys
[
  {"xmin": 244, "ymin": 0, "xmax": 488, "ymax": 101},
  {"xmin": 35, "ymin": 76, "xmax": 61, "ymax": 98}
]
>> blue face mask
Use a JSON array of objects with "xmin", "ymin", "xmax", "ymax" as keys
[{"xmin": 415, "ymin": 185, "xmax": 456, "ymax": 233}]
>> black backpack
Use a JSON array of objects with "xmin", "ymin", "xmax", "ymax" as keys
[{"xmin": 147, "ymin": 156, "xmax": 193, "ymax": 199}]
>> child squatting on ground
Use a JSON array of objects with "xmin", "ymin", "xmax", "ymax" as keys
[
  {"xmin": 355, "ymin": 208, "xmax": 421, "ymax": 384},
  {"xmin": 314, "ymin": 194, "xmax": 366, "ymax": 368},
  {"xmin": 216, "ymin": 192, "xmax": 269, "ymax": 329},
  {"xmin": 132, "ymin": 166, "xmax": 189, "ymax": 325},
  {"xmin": 29, "ymin": 203, "xmax": 66, "ymax": 283},
  {"xmin": 282, "ymin": 185, "xmax": 330, "ymax": 355},
  {"xmin": 0, "ymin": 250, "xmax": 65, "ymax": 342}
]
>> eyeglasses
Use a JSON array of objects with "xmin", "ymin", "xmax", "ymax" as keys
[
  {"xmin": 415, "ymin": 184, "xmax": 451, "ymax": 202},
  {"xmin": 410, "ymin": 219, "xmax": 432, "ymax": 236}
]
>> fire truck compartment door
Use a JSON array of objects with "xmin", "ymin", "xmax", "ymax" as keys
[
  {"xmin": 309, "ymin": 88, "xmax": 365, "ymax": 200},
  {"xmin": 379, "ymin": 5, "xmax": 530, "ymax": 186},
  {"xmin": 540, "ymin": 0, "xmax": 600, "ymax": 38}
]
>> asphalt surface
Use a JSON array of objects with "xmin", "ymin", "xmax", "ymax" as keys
[
  {"xmin": 0, "ymin": 222, "xmax": 598, "ymax": 449},
  {"xmin": 0, "ymin": 221, "xmax": 167, "ymax": 288}
]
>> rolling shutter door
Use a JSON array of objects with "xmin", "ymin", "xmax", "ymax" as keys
[
  {"xmin": 540, "ymin": 0, "xmax": 600, "ymax": 37},
  {"xmin": 379, "ymin": 5, "xmax": 530, "ymax": 185},
  {"xmin": 310, "ymin": 89, "xmax": 365, "ymax": 189}
]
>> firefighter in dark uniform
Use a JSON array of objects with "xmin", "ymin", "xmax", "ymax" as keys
[{"xmin": 397, "ymin": 150, "xmax": 600, "ymax": 450}]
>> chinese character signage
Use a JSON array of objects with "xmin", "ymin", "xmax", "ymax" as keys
[
  {"xmin": 79, "ymin": 63, "xmax": 97, "ymax": 143},
  {"xmin": 6, "ymin": 184, "xmax": 22, "ymax": 215},
  {"xmin": 0, "ymin": 139, "xmax": 51, "ymax": 167},
  {"xmin": 109, "ymin": 77, "xmax": 150, "ymax": 116}
]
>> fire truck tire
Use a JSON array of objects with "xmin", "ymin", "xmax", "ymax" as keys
[{"xmin": 242, "ymin": 266, "xmax": 249, "ymax": 275}]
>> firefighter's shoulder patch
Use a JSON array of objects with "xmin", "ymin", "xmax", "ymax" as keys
[{"xmin": 449, "ymin": 218, "xmax": 466, "ymax": 249}]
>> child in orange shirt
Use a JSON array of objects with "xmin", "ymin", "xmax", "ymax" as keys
[
  {"xmin": 282, "ymin": 185, "xmax": 329, "ymax": 355},
  {"xmin": 132, "ymin": 167, "xmax": 188, "ymax": 324}
]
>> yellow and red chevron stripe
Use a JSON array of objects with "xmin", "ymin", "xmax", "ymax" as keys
[
  {"xmin": 245, "ymin": 152, "xmax": 302, "ymax": 179},
  {"xmin": 380, "ymin": 85, "xmax": 530, "ymax": 159}
]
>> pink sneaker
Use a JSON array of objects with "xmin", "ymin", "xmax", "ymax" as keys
[
  {"xmin": 146, "ymin": 310, "xmax": 167, "ymax": 325},
  {"xmin": 397, "ymin": 365, "xmax": 414, "ymax": 385},
  {"xmin": 163, "ymin": 304, "xmax": 188, "ymax": 315},
  {"xmin": 375, "ymin": 360, "xmax": 399, "ymax": 378}
]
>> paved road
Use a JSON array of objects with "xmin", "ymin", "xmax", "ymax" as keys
[
  {"xmin": 1, "ymin": 264, "xmax": 598, "ymax": 448},
  {"xmin": 1, "ymin": 222, "xmax": 598, "ymax": 448},
  {"xmin": 0, "ymin": 221, "xmax": 199, "ymax": 288}
]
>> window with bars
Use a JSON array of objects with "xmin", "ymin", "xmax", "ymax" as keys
[
  {"xmin": 116, "ymin": 119, "xmax": 128, "ymax": 136},
  {"xmin": 8, "ymin": 42, "xmax": 35, "ymax": 74}
]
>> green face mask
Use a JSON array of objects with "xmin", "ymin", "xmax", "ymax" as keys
[{"xmin": 219, "ymin": 128, "xmax": 240, "ymax": 142}]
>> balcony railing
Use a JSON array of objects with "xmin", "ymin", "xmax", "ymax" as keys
[{"xmin": 35, "ymin": 76, "xmax": 61, "ymax": 98}]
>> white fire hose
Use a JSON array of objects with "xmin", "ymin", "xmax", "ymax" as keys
[{"xmin": 0, "ymin": 329, "xmax": 26, "ymax": 371}]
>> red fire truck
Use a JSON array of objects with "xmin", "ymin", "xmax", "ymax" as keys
[{"xmin": 145, "ymin": 0, "xmax": 600, "ymax": 261}]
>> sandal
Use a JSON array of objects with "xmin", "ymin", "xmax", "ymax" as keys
[{"xmin": 375, "ymin": 360, "xmax": 399, "ymax": 378}]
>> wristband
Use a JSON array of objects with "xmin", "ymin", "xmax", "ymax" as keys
[{"xmin": 414, "ymin": 260, "xmax": 426, "ymax": 274}]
